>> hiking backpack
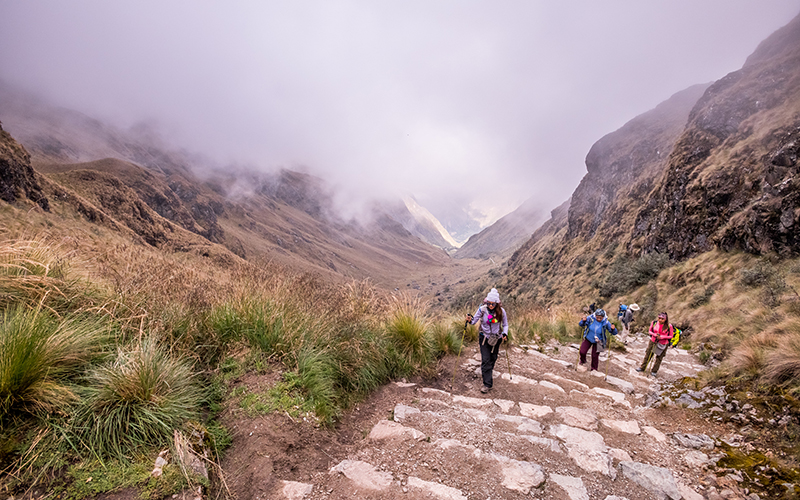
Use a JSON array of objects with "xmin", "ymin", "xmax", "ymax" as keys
[
  {"xmin": 617, "ymin": 304, "xmax": 627, "ymax": 320},
  {"xmin": 669, "ymin": 326, "xmax": 682, "ymax": 348}
]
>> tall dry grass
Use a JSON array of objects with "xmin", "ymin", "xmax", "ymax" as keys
[
  {"xmin": 763, "ymin": 333, "xmax": 800, "ymax": 392},
  {"xmin": 510, "ymin": 306, "xmax": 583, "ymax": 345},
  {"xmin": 726, "ymin": 332, "xmax": 781, "ymax": 380},
  {"xmin": 0, "ymin": 238, "xmax": 107, "ymax": 314}
]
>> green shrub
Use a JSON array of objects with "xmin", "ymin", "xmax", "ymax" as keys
[
  {"xmin": 690, "ymin": 286, "xmax": 716, "ymax": 308},
  {"xmin": 74, "ymin": 338, "xmax": 202, "ymax": 458},
  {"xmin": 599, "ymin": 252, "xmax": 670, "ymax": 298},
  {"xmin": 738, "ymin": 262, "xmax": 775, "ymax": 288}
]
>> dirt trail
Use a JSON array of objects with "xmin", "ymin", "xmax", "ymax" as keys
[{"xmin": 221, "ymin": 332, "xmax": 759, "ymax": 500}]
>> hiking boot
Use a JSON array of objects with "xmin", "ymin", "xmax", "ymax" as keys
[
  {"xmin": 480, "ymin": 385, "xmax": 491, "ymax": 393},
  {"xmin": 650, "ymin": 372, "xmax": 658, "ymax": 378},
  {"xmin": 635, "ymin": 367, "xmax": 644, "ymax": 372}
]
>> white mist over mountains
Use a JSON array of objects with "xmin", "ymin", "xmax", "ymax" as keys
[{"xmin": 1, "ymin": 1, "xmax": 798, "ymax": 239}]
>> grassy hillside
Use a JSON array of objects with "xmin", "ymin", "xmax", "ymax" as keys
[{"xmin": 0, "ymin": 204, "xmax": 469, "ymax": 497}]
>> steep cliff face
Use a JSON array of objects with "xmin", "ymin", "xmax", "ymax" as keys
[
  {"xmin": 567, "ymin": 83, "xmax": 709, "ymax": 242},
  {"xmin": 498, "ymin": 12, "xmax": 800, "ymax": 307},
  {"xmin": 632, "ymin": 12, "xmax": 800, "ymax": 259},
  {"xmin": 0, "ymin": 122, "xmax": 48, "ymax": 210}
]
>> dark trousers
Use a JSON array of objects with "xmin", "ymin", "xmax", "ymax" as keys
[
  {"xmin": 579, "ymin": 339, "xmax": 600, "ymax": 371},
  {"xmin": 640, "ymin": 340, "xmax": 667, "ymax": 373},
  {"xmin": 479, "ymin": 335, "xmax": 501, "ymax": 388}
]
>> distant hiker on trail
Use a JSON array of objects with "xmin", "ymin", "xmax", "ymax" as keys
[
  {"xmin": 466, "ymin": 288, "xmax": 508, "ymax": 394},
  {"xmin": 636, "ymin": 311, "xmax": 674, "ymax": 377},
  {"xmin": 619, "ymin": 303, "xmax": 639, "ymax": 344},
  {"xmin": 578, "ymin": 309, "xmax": 617, "ymax": 371}
]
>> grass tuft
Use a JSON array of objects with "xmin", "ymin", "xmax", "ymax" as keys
[
  {"xmin": 0, "ymin": 306, "xmax": 106, "ymax": 418},
  {"xmin": 763, "ymin": 333, "xmax": 800, "ymax": 386},
  {"xmin": 74, "ymin": 338, "xmax": 202, "ymax": 459},
  {"xmin": 386, "ymin": 302, "xmax": 431, "ymax": 369}
]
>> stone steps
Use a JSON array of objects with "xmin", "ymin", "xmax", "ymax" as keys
[{"xmin": 276, "ymin": 339, "xmax": 717, "ymax": 500}]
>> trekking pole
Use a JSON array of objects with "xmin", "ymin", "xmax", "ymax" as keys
[
  {"xmin": 451, "ymin": 319, "xmax": 469, "ymax": 388},
  {"xmin": 504, "ymin": 335, "xmax": 512, "ymax": 380},
  {"xmin": 605, "ymin": 339, "xmax": 611, "ymax": 381}
]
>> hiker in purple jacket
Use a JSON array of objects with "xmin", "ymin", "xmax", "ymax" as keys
[{"xmin": 466, "ymin": 288, "xmax": 508, "ymax": 394}]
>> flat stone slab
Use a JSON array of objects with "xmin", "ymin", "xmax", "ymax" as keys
[
  {"xmin": 549, "ymin": 424, "xmax": 614, "ymax": 477},
  {"xmin": 281, "ymin": 480, "xmax": 313, "ymax": 500},
  {"xmin": 544, "ymin": 372, "xmax": 589, "ymax": 391},
  {"xmin": 605, "ymin": 375, "xmax": 635, "ymax": 394},
  {"xmin": 368, "ymin": 420, "xmax": 426, "ymax": 442},
  {"xmin": 393, "ymin": 381, "xmax": 416, "ymax": 388},
  {"xmin": 569, "ymin": 424, "xmax": 610, "ymax": 451},
  {"xmin": 590, "ymin": 387, "xmax": 627, "ymax": 403},
  {"xmin": 684, "ymin": 450, "xmax": 710, "ymax": 468},
  {"xmin": 492, "ymin": 453, "xmax": 546, "ymax": 494},
  {"xmin": 519, "ymin": 402, "xmax": 552, "ymax": 418},
  {"xmin": 601, "ymin": 419, "xmax": 641, "ymax": 435},
  {"xmin": 493, "ymin": 398, "xmax": 515, "ymax": 413},
  {"xmin": 608, "ymin": 448, "xmax": 632, "ymax": 462},
  {"xmin": 496, "ymin": 414, "xmax": 543, "ymax": 434},
  {"xmin": 539, "ymin": 380, "xmax": 566, "ymax": 393},
  {"xmin": 549, "ymin": 473, "xmax": 589, "ymax": 500},
  {"xmin": 462, "ymin": 408, "xmax": 490, "ymax": 422},
  {"xmin": 453, "ymin": 395, "xmax": 494, "ymax": 407},
  {"xmin": 556, "ymin": 406, "xmax": 599, "ymax": 431},
  {"xmin": 529, "ymin": 350, "xmax": 550, "ymax": 359},
  {"xmin": 501, "ymin": 372, "xmax": 537, "ymax": 385},
  {"xmin": 421, "ymin": 387, "xmax": 451, "ymax": 397},
  {"xmin": 407, "ymin": 476, "xmax": 466, "ymax": 500},
  {"xmin": 642, "ymin": 426, "xmax": 667, "ymax": 442},
  {"xmin": 619, "ymin": 461, "xmax": 681, "ymax": 500},
  {"xmin": 519, "ymin": 434, "xmax": 563, "ymax": 453},
  {"xmin": 330, "ymin": 460, "xmax": 392, "ymax": 491},
  {"xmin": 393, "ymin": 404, "xmax": 420, "ymax": 423}
]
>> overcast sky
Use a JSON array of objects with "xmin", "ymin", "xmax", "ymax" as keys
[{"xmin": 1, "ymin": 1, "xmax": 798, "ymax": 228}]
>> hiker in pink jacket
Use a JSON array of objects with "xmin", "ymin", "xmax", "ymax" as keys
[{"xmin": 636, "ymin": 312, "xmax": 674, "ymax": 377}]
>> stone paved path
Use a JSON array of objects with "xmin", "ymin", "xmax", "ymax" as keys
[{"xmin": 270, "ymin": 332, "xmax": 751, "ymax": 500}]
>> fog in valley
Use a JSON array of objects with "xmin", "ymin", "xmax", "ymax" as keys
[{"xmin": 1, "ymin": 1, "xmax": 798, "ymax": 238}]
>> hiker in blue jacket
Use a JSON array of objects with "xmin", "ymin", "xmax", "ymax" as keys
[
  {"xmin": 466, "ymin": 288, "xmax": 508, "ymax": 393},
  {"xmin": 578, "ymin": 309, "xmax": 617, "ymax": 371}
]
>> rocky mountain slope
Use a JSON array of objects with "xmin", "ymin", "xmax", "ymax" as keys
[
  {"xmin": 0, "ymin": 87, "xmax": 452, "ymax": 286},
  {"xmin": 0, "ymin": 121, "xmax": 48, "ymax": 210},
  {"xmin": 632, "ymin": 13, "xmax": 800, "ymax": 259},
  {"xmin": 500, "ymin": 11, "xmax": 800, "ymax": 307}
]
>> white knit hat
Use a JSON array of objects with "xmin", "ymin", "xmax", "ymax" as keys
[{"xmin": 485, "ymin": 288, "xmax": 501, "ymax": 303}]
